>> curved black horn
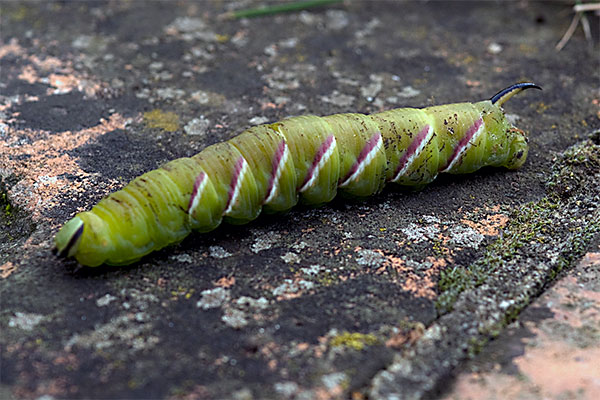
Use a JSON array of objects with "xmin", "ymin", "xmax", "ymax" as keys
[{"xmin": 491, "ymin": 83, "xmax": 542, "ymax": 106}]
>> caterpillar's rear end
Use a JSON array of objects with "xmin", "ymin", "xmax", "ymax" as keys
[{"xmin": 55, "ymin": 83, "xmax": 540, "ymax": 267}]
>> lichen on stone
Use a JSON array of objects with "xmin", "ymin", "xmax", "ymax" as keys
[
  {"xmin": 330, "ymin": 331, "xmax": 378, "ymax": 350},
  {"xmin": 143, "ymin": 109, "xmax": 179, "ymax": 132}
]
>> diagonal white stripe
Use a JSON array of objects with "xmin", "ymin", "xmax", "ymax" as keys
[
  {"xmin": 339, "ymin": 133, "xmax": 383, "ymax": 188},
  {"xmin": 224, "ymin": 157, "xmax": 249, "ymax": 215},
  {"xmin": 264, "ymin": 142, "xmax": 290, "ymax": 204},
  {"xmin": 392, "ymin": 124, "xmax": 434, "ymax": 182},
  {"xmin": 188, "ymin": 172, "xmax": 208, "ymax": 218},
  {"xmin": 440, "ymin": 120, "xmax": 485, "ymax": 173},
  {"xmin": 299, "ymin": 135, "xmax": 337, "ymax": 193}
]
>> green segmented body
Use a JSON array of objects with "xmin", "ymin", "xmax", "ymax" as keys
[{"xmin": 55, "ymin": 83, "xmax": 540, "ymax": 267}]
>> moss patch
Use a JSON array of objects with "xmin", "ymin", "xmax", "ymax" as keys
[
  {"xmin": 0, "ymin": 179, "xmax": 25, "ymax": 233},
  {"xmin": 436, "ymin": 134, "xmax": 600, "ymax": 315},
  {"xmin": 1, "ymin": 190, "xmax": 14, "ymax": 219},
  {"xmin": 0, "ymin": 178, "xmax": 36, "ymax": 262}
]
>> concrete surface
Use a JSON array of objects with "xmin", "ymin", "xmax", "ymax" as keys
[{"xmin": 1, "ymin": 1, "xmax": 599, "ymax": 399}]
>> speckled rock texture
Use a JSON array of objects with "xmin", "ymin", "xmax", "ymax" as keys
[{"xmin": 1, "ymin": 1, "xmax": 599, "ymax": 399}]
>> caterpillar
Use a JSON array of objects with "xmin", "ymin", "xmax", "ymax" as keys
[{"xmin": 54, "ymin": 83, "xmax": 541, "ymax": 267}]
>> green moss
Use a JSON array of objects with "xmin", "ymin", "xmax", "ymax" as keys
[
  {"xmin": 467, "ymin": 336, "xmax": 488, "ymax": 358},
  {"xmin": 7, "ymin": 5, "xmax": 30, "ymax": 22},
  {"xmin": 0, "ymin": 181, "xmax": 19, "ymax": 242},
  {"xmin": 1, "ymin": 191, "xmax": 13, "ymax": 219},
  {"xmin": 330, "ymin": 331, "xmax": 378, "ymax": 350},
  {"xmin": 436, "ymin": 265, "xmax": 484, "ymax": 313},
  {"xmin": 316, "ymin": 270, "xmax": 338, "ymax": 286},
  {"xmin": 127, "ymin": 379, "xmax": 140, "ymax": 389}
]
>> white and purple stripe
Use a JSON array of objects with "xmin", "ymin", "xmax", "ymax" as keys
[
  {"xmin": 299, "ymin": 134, "xmax": 337, "ymax": 193},
  {"xmin": 187, "ymin": 171, "xmax": 208, "ymax": 217},
  {"xmin": 439, "ymin": 117, "xmax": 484, "ymax": 173},
  {"xmin": 224, "ymin": 156, "xmax": 249, "ymax": 215},
  {"xmin": 339, "ymin": 132, "xmax": 383, "ymax": 188},
  {"xmin": 264, "ymin": 140, "xmax": 290, "ymax": 204},
  {"xmin": 392, "ymin": 124, "xmax": 433, "ymax": 182}
]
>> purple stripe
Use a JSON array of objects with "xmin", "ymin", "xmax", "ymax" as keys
[
  {"xmin": 439, "ymin": 118, "xmax": 483, "ymax": 172},
  {"xmin": 265, "ymin": 140, "xmax": 287, "ymax": 201},
  {"xmin": 58, "ymin": 221, "xmax": 84, "ymax": 257},
  {"xmin": 394, "ymin": 124, "xmax": 431, "ymax": 178},
  {"xmin": 301, "ymin": 134, "xmax": 335, "ymax": 189},
  {"xmin": 340, "ymin": 132, "xmax": 381, "ymax": 184},
  {"xmin": 187, "ymin": 172, "xmax": 206, "ymax": 212},
  {"xmin": 225, "ymin": 156, "xmax": 246, "ymax": 211}
]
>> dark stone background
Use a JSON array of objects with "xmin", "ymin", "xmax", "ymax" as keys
[{"xmin": 1, "ymin": 1, "xmax": 598, "ymax": 399}]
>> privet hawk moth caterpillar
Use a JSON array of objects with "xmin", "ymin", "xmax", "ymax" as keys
[{"xmin": 55, "ymin": 83, "xmax": 541, "ymax": 267}]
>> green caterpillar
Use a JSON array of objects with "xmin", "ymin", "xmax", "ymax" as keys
[{"xmin": 55, "ymin": 83, "xmax": 541, "ymax": 267}]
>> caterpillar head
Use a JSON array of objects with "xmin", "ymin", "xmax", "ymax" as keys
[
  {"xmin": 54, "ymin": 212, "xmax": 113, "ymax": 267},
  {"xmin": 504, "ymin": 127, "xmax": 528, "ymax": 169},
  {"xmin": 490, "ymin": 82, "xmax": 541, "ymax": 170}
]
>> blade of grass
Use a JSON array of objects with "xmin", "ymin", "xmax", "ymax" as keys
[{"xmin": 221, "ymin": 0, "xmax": 344, "ymax": 20}]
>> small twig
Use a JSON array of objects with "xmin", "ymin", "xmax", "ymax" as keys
[
  {"xmin": 573, "ymin": 3, "xmax": 600, "ymax": 12},
  {"xmin": 219, "ymin": 0, "xmax": 343, "ymax": 20}
]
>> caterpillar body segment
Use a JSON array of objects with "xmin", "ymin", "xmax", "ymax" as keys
[
  {"xmin": 55, "ymin": 83, "xmax": 541, "ymax": 267},
  {"xmin": 274, "ymin": 115, "xmax": 340, "ymax": 204},
  {"xmin": 228, "ymin": 126, "xmax": 296, "ymax": 213},
  {"xmin": 323, "ymin": 113, "xmax": 387, "ymax": 197}
]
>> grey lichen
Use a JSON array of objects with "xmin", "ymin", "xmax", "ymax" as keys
[{"xmin": 197, "ymin": 287, "xmax": 230, "ymax": 310}]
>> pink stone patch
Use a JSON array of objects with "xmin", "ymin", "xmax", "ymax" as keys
[
  {"xmin": 299, "ymin": 134, "xmax": 337, "ymax": 192},
  {"xmin": 392, "ymin": 124, "xmax": 433, "ymax": 182},
  {"xmin": 339, "ymin": 132, "xmax": 383, "ymax": 187},
  {"xmin": 442, "ymin": 250, "xmax": 600, "ymax": 400},
  {"xmin": 440, "ymin": 117, "xmax": 483, "ymax": 173}
]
